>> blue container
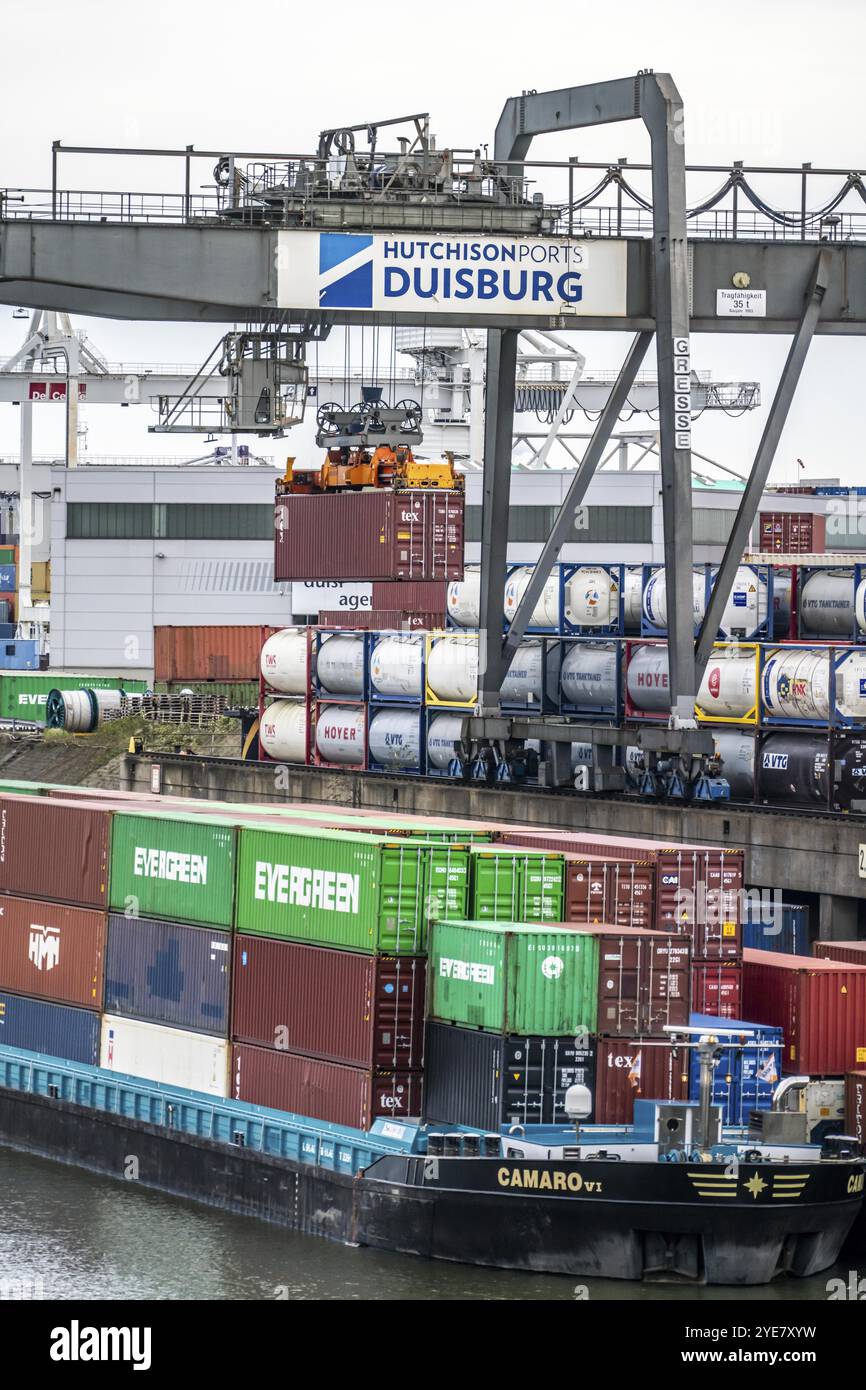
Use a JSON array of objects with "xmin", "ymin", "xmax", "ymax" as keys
[
  {"xmin": 104, "ymin": 914, "xmax": 231, "ymax": 1036},
  {"xmin": 743, "ymin": 900, "xmax": 809, "ymax": 956},
  {"xmin": 0, "ymin": 624, "xmax": 15, "ymax": 640},
  {"xmin": 688, "ymin": 1013, "xmax": 783, "ymax": 1127},
  {"xmin": 0, "ymin": 565, "xmax": 15, "ymax": 591},
  {"xmin": 0, "ymin": 640, "xmax": 39, "ymax": 671},
  {"xmin": 0, "ymin": 990, "xmax": 99, "ymax": 1064}
]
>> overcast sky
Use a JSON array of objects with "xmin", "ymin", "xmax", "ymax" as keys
[{"xmin": 1, "ymin": 0, "xmax": 864, "ymax": 480}]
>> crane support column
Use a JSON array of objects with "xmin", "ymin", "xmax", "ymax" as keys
[
  {"xmin": 477, "ymin": 327, "xmax": 519, "ymax": 709},
  {"xmin": 695, "ymin": 248, "xmax": 832, "ymax": 674}
]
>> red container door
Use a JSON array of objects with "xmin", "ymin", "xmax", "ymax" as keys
[
  {"xmin": 594, "ymin": 1037, "xmax": 688, "ymax": 1124},
  {"xmin": 564, "ymin": 861, "xmax": 609, "ymax": 924},
  {"xmin": 608, "ymin": 862, "xmax": 656, "ymax": 929},
  {"xmin": 427, "ymin": 492, "xmax": 465, "ymax": 581},
  {"xmin": 692, "ymin": 963, "xmax": 743, "ymax": 1019},
  {"xmin": 0, "ymin": 894, "xmax": 106, "ymax": 1009},
  {"xmin": 643, "ymin": 936, "xmax": 691, "ymax": 1033}
]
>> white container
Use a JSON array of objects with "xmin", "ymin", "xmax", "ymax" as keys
[
  {"xmin": 835, "ymin": 649, "xmax": 866, "ymax": 722},
  {"xmin": 761, "ymin": 648, "xmax": 830, "ymax": 722},
  {"xmin": 799, "ymin": 571, "xmax": 855, "ymax": 637},
  {"xmin": 259, "ymin": 700, "xmax": 308, "ymax": 763},
  {"xmin": 368, "ymin": 709, "xmax": 422, "ymax": 768},
  {"xmin": 563, "ymin": 566, "xmax": 620, "ymax": 628},
  {"xmin": 100, "ymin": 1015, "xmax": 229, "ymax": 1097},
  {"xmin": 559, "ymin": 643, "xmax": 618, "ymax": 709},
  {"xmin": 717, "ymin": 565, "xmax": 770, "ymax": 640},
  {"xmin": 642, "ymin": 567, "xmax": 708, "ymax": 632},
  {"xmin": 369, "ymin": 635, "xmax": 424, "ymax": 700},
  {"xmin": 623, "ymin": 567, "xmax": 643, "ymax": 633},
  {"xmin": 446, "ymin": 566, "xmax": 480, "ymax": 628},
  {"xmin": 628, "ymin": 644, "xmax": 757, "ymax": 719},
  {"xmin": 504, "ymin": 565, "xmax": 561, "ymax": 629},
  {"xmin": 315, "ymin": 705, "xmax": 366, "ymax": 764},
  {"xmin": 427, "ymin": 636, "xmax": 478, "ymax": 704},
  {"xmin": 856, "ymin": 576, "xmax": 866, "ymax": 635},
  {"xmin": 427, "ymin": 713, "xmax": 465, "ymax": 770},
  {"xmin": 501, "ymin": 640, "xmax": 544, "ymax": 705},
  {"xmin": 260, "ymin": 627, "xmax": 309, "ymax": 695},
  {"xmin": 317, "ymin": 634, "xmax": 366, "ymax": 696}
]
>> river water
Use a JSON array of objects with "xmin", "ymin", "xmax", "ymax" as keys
[{"xmin": 0, "ymin": 1147, "xmax": 860, "ymax": 1301}]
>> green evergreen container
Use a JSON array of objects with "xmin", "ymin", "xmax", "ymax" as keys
[
  {"xmin": 0, "ymin": 672, "xmax": 148, "ymax": 723},
  {"xmin": 467, "ymin": 847, "xmax": 565, "ymax": 923},
  {"xmin": 109, "ymin": 811, "xmax": 237, "ymax": 927},
  {"xmin": 235, "ymin": 824, "xmax": 468, "ymax": 953},
  {"xmin": 429, "ymin": 920, "xmax": 599, "ymax": 1035}
]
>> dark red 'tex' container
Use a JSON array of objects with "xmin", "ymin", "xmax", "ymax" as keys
[
  {"xmin": 231, "ymin": 1042, "xmax": 423, "ymax": 1130},
  {"xmin": 275, "ymin": 491, "xmax": 464, "ymax": 582}
]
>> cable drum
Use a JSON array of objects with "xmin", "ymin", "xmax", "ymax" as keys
[{"xmin": 45, "ymin": 688, "xmax": 124, "ymax": 732}]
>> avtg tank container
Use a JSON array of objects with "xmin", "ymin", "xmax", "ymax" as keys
[
  {"xmin": 260, "ymin": 628, "xmax": 310, "ymax": 695},
  {"xmin": 231, "ymin": 935, "xmax": 426, "ymax": 1070},
  {"xmin": 559, "ymin": 642, "xmax": 618, "ymax": 713},
  {"xmin": 259, "ymin": 700, "xmax": 309, "ymax": 763},
  {"xmin": 100, "ymin": 1014, "xmax": 230, "ymax": 1096},
  {"xmin": 108, "ymin": 811, "xmax": 236, "ymax": 928},
  {"xmin": 798, "ymin": 571, "xmax": 866, "ymax": 636},
  {"xmin": 316, "ymin": 634, "xmax": 366, "ymax": 697},
  {"xmin": 446, "ymin": 566, "xmax": 480, "ymax": 628},
  {"xmin": 712, "ymin": 730, "xmax": 756, "ymax": 800},
  {"xmin": 426, "ymin": 712, "xmax": 464, "ymax": 770},
  {"xmin": 104, "ymin": 914, "xmax": 231, "ymax": 1036},
  {"xmin": 563, "ymin": 565, "xmax": 620, "ymax": 629},
  {"xmin": 368, "ymin": 708, "xmax": 423, "ymax": 770},
  {"xmin": 0, "ymin": 894, "xmax": 106, "ymax": 1010},
  {"xmin": 0, "ymin": 990, "xmax": 100, "ymax": 1065},
  {"xmin": 315, "ymin": 704, "xmax": 366, "ymax": 766},
  {"xmin": 429, "ymin": 919, "xmax": 599, "ymax": 1036},
  {"xmin": 504, "ymin": 565, "xmax": 560, "ymax": 630},
  {"xmin": 642, "ymin": 567, "xmax": 709, "ymax": 632},
  {"xmin": 742, "ymin": 948, "xmax": 866, "ymax": 1074},
  {"xmin": 757, "ymin": 734, "xmax": 831, "ymax": 806},
  {"xmin": 369, "ymin": 635, "xmax": 424, "ymax": 701},
  {"xmin": 231, "ymin": 1042, "xmax": 422, "ymax": 1129},
  {"xmin": 423, "ymin": 1023, "xmax": 596, "ymax": 1129},
  {"xmin": 427, "ymin": 636, "xmax": 477, "ymax": 704}
]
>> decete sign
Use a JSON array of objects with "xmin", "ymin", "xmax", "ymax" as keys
[{"xmin": 278, "ymin": 231, "xmax": 628, "ymax": 317}]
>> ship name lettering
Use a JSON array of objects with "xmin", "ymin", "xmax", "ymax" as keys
[{"xmin": 497, "ymin": 1167, "xmax": 584, "ymax": 1192}]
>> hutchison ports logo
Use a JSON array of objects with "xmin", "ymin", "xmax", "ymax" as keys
[{"xmin": 319, "ymin": 234, "xmax": 374, "ymax": 308}]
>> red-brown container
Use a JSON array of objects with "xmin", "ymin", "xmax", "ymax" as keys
[
  {"xmin": 691, "ymin": 962, "xmax": 743, "ymax": 1019},
  {"xmin": 231, "ymin": 1042, "xmax": 423, "ymax": 1129},
  {"xmin": 846, "ymin": 1070, "xmax": 866, "ymax": 1145},
  {"xmin": 318, "ymin": 609, "xmax": 446, "ymax": 631},
  {"xmin": 0, "ymin": 796, "xmax": 110, "ymax": 908},
  {"xmin": 371, "ymin": 581, "xmax": 449, "ymax": 610},
  {"xmin": 230, "ymin": 935, "xmax": 426, "ymax": 1069},
  {"xmin": 757, "ymin": 511, "xmax": 826, "ymax": 554},
  {"xmin": 0, "ymin": 893, "xmax": 106, "ymax": 1009},
  {"xmin": 742, "ymin": 948, "xmax": 866, "ymax": 1074},
  {"xmin": 275, "ymin": 491, "xmax": 464, "ymax": 582},
  {"xmin": 568, "ymin": 923, "xmax": 690, "ymax": 1036},
  {"xmin": 563, "ymin": 856, "xmax": 656, "ymax": 930},
  {"xmin": 154, "ymin": 626, "xmax": 261, "ymax": 683},
  {"xmin": 813, "ymin": 940, "xmax": 866, "ymax": 966},
  {"xmin": 593, "ymin": 1036, "xmax": 689, "ymax": 1124}
]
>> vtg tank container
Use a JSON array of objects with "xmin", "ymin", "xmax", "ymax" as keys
[
  {"xmin": 369, "ymin": 635, "xmax": 424, "ymax": 700},
  {"xmin": 758, "ymin": 734, "xmax": 831, "ymax": 805},
  {"xmin": 259, "ymin": 701, "xmax": 309, "ymax": 763},
  {"xmin": 798, "ymin": 571, "xmax": 866, "ymax": 637},
  {"xmin": 711, "ymin": 730, "xmax": 757, "ymax": 799},
  {"xmin": 368, "ymin": 709, "xmax": 423, "ymax": 769},
  {"xmin": 260, "ymin": 628, "xmax": 310, "ymax": 695},
  {"xmin": 559, "ymin": 644, "xmax": 618, "ymax": 711},
  {"xmin": 427, "ymin": 713, "xmax": 465, "ymax": 770}
]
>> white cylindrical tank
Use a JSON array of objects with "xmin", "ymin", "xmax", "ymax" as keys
[
  {"xmin": 259, "ymin": 700, "xmax": 308, "ymax": 763},
  {"xmin": 761, "ymin": 648, "xmax": 830, "ymax": 722},
  {"xmin": 504, "ymin": 566, "xmax": 561, "ymax": 629},
  {"xmin": 697, "ymin": 651, "xmax": 758, "ymax": 720},
  {"xmin": 501, "ymin": 640, "xmax": 544, "ymax": 705},
  {"xmin": 369, "ymin": 635, "xmax": 424, "ymax": 700},
  {"xmin": 799, "ymin": 571, "xmax": 855, "ymax": 636},
  {"xmin": 315, "ymin": 705, "xmax": 366, "ymax": 764},
  {"xmin": 316, "ymin": 634, "xmax": 366, "ymax": 696},
  {"xmin": 856, "ymin": 576, "xmax": 866, "ymax": 635},
  {"xmin": 836, "ymin": 649, "xmax": 866, "ymax": 722},
  {"xmin": 642, "ymin": 568, "xmax": 708, "ymax": 632},
  {"xmin": 772, "ymin": 570, "xmax": 793, "ymax": 637},
  {"xmin": 260, "ymin": 627, "xmax": 309, "ymax": 695},
  {"xmin": 625, "ymin": 644, "xmax": 671, "ymax": 713},
  {"xmin": 717, "ymin": 566, "xmax": 769, "ymax": 640},
  {"xmin": 446, "ymin": 566, "xmax": 480, "ymax": 628},
  {"xmin": 427, "ymin": 713, "xmax": 465, "ymax": 770},
  {"xmin": 623, "ymin": 567, "xmax": 643, "ymax": 633},
  {"xmin": 427, "ymin": 636, "xmax": 478, "ymax": 703},
  {"xmin": 563, "ymin": 566, "xmax": 620, "ymax": 628},
  {"xmin": 368, "ymin": 709, "xmax": 422, "ymax": 768},
  {"xmin": 559, "ymin": 644, "xmax": 618, "ymax": 710},
  {"xmin": 712, "ymin": 730, "xmax": 756, "ymax": 800}
]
